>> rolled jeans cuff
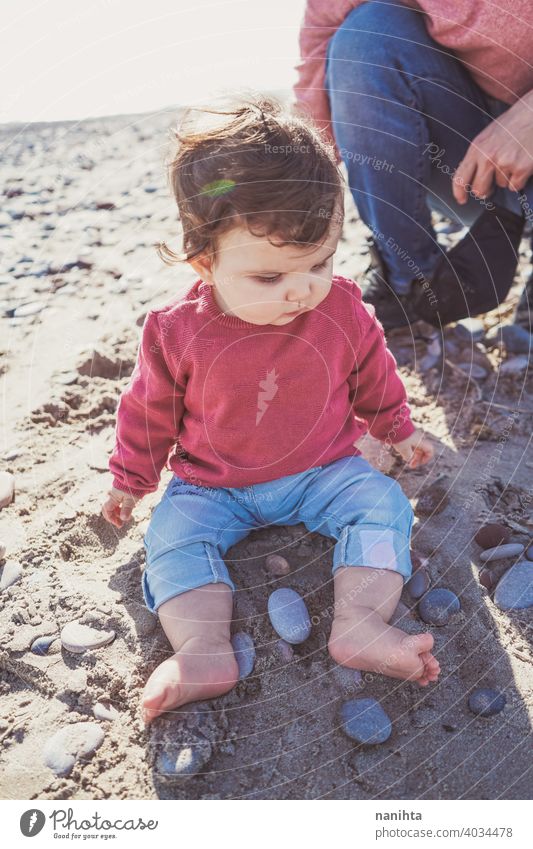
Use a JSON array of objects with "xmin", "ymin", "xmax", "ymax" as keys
[{"xmin": 332, "ymin": 522, "xmax": 413, "ymax": 583}]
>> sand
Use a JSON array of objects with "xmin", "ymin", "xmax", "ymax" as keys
[{"xmin": 0, "ymin": 108, "xmax": 532, "ymax": 801}]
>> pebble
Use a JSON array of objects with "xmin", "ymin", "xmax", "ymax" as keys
[
  {"xmin": 500, "ymin": 356, "xmax": 529, "ymax": 374},
  {"xmin": 457, "ymin": 362, "xmax": 488, "ymax": 380},
  {"xmin": 60, "ymin": 619, "xmax": 116, "ymax": 653},
  {"xmin": 0, "ymin": 560, "xmax": 22, "ymax": 590},
  {"xmin": 265, "ymin": 554, "xmax": 291, "ymax": 576},
  {"xmin": 43, "ymin": 722, "xmax": 105, "ymax": 776},
  {"xmin": 486, "ymin": 323, "xmax": 532, "ymax": 354},
  {"xmin": 274, "ymin": 639, "xmax": 294, "ymax": 662},
  {"xmin": 0, "ymin": 541, "xmax": 6, "ymax": 560},
  {"xmin": 30, "ymin": 634, "xmax": 58, "ymax": 655},
  {"xmin": 468, "ymin": 688, "xmax": 506, "ymax": 717},
  {"xmin": 13, "ymin": 301, "xmax": 46, "ymax": 318},
  {"xmin": 494, "ymin": 561, "xmax": 533, "ymax": 610},
  {"xmin": 419, "ymin": 336, "xmax": 441, "ymax": 372},
  {"xmin": 267, "ymin": 588, "xmax": 312, "ymax": 644},
  {"xmin": 230, "ymin": 632, "xmax": 255, "ymax": 679},
  {"xmin": 455, "ymin": 318, "xmax": 484, "ymax": 342},
  {"xmin": 0, "ymin": 471, "xmax": 15, "ymax": 509},
  {"xmin": 415, "ymin": 482, "xmax": 449, "ymax": 516},
  {"xmin": 339, "ymin": 697, "xmax": 392, "ymax": 745},
  {"xmin": 475, "ymin": 523, "xmax": 511, "ymax": 549},
  {"xmin": 418, "ymin": 588, "xmax": 461, "ymax": 625},
  {"xmin": 407, "ymin": 569, "xmax": 430, "ymax": 600},
  {"xmin": 479, "ymin": 570, "xmax": 496, "ymax": 591},
  {"xmin": 156, "ymin": 739, "xmax": 212, "ymax": 780},
  {"xmin": 526, "ymin": 545, "xmax": 533, "ymax": 562},
  {"xmin": 479, "ymin": 543, "xmax": 524, "ymax": 563},
  {"xmin": 54, "ymin": 371, "xmax": 78, "ymax": 385},
  {"xmin": 93, "ymin": 701, "xmax": 120, "ymax": 721}
]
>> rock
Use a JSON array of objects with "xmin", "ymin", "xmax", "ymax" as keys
[
  {"xmin": 230, "ymin": 632, "xmax": 255, "ymax": 679},
  {"xmin": 407, "ymin": 569, "xmax": 430, "ymax": 600},
  {"xmin": 457, "ymin": 362, "xmax": 488, "ymax": 380},
  {"xmin": 415, "ymin": 482, "xmax": 449, "ymax": 516},
  {"xmin": 479, "ymin": 543, "xmax": 524, "ymax": 563},
  {"xmin": 486, "ymin": 323, "xmax": 531, "ymax": 354},
  {"xmin": 30, "ymin": 634, "xmax": 58, "ymax": 655},
  {"xmin": 500, "ymin": 356, "xmax": 529, "ymax": 374},
  {"xmin": 60, "ymin": 619, "xmax": 115, "ymax": 653},
  {"xmin": 526, "ymin": 545, "xmax": 533, "ymax": 562},
  {"xmin": 418, "ymin": 588, "xmax": 461, "ymax": 625},
  {"xmin": 43, "ymin": 722, "xmax": 105, "ymax": 776},
  {"xmin": 14, "ymin": 301, "xmax": 46, "ymax": 318},
  {"xmin": 475, "ymin": 523, "xmax": 511, "ymax": 549},
  {"xmin": 468, "ymin": 688, "xmax": 506, "ymax": 717},
  {"xmin": 93, "ymin": 701, "xmax": 120, "ymax": 721},
  {"xmin": 267, "ymin": 588, "xmax": 312, "ymax": 644},
  {"xmin": 0, "ymin": 471, "xmax": 15, "ymax": 509},
  {"xmin": 479, "ymin": 570, "xmax": 496, "ymax": 591},
  {"xmin": 419, "ymin": 336, "xmax": 441, "ymax": 372},
  {"xmin": 274, "ymin": 639, "xmax": 294, "ymax": 662},
  {"xmin": 493, "ymin": 561, "xmax": 533, "ymax": 610},
  {"xmin": 0, "ymin": 560, "xmax": 22, "ymax": 590},
  {"xmin": 455, "ymin": 318, "xmax": 484, "ymax": 342},
  {"xmin": 339, "ymin": 697, "xmax": 392, "ymax": 744},
  {"xmin": 54, "ymin": 371, "xmax": 78, "ymax": 386},
  {"xmin": 156, "ymin": 738, "xmax": 212, "ymax": 780},
  {"xmin": 0, "ymin": 541, "xmax": 6, "ymax": 560},
  {"xmin": 265, "ymin": 554, "xmax": 290, "ymax": 576}
]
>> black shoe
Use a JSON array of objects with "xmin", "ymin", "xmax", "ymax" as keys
[
  {"xmin": 360, "ymin": 238, "xmax": 422, "ymax": 330},
  {"xmin": 411, "ymin": 204, "xmax": 525, "ymax": 328}
]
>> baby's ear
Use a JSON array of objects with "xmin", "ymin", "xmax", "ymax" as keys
[{"xmin": 188, "ymin": 254, "xmax": 215, "ymax": 284}]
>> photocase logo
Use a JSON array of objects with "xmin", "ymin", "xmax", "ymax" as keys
[
  {"xmin": 20, "ymin": 809, "xmax": 46, "ymax": 837},
  {"xmin": 256, "ymin": 368, "xmax": 279, "ymax": 424}
]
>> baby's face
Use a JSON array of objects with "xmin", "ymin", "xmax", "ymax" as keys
[{"xmin": 189, "ymin": 218, "xmax": 342, "ymax": 325}]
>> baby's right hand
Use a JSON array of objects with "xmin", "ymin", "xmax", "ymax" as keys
[{"xmin": 101, "ymin": 486, "xmax": 142, "ymax": 528}]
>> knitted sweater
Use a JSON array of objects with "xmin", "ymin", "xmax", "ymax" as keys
[{"xmin": 109, "ymin": 274, "xmax": 415, "ymax": 496}]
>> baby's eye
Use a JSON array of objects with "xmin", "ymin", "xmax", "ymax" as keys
[{"xmin": 253, "ymin": 258, "xmax": 329, "ymax": 284}]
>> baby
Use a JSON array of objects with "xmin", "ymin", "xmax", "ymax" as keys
[{"xmin": 101, "ymin": 94, "xmax": 440, "ymax": 727}]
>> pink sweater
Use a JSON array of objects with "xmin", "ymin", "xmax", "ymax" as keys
[
  {"xmin": 109, "ymin": 275, "xmax": 415, "ymax": 496},
  {"xmin": 295, "ymin": 0, "xmax": 533, "ymax": 157}
]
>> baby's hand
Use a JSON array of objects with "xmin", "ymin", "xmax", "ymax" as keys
[
  {"xmin": 101, "ymin": 486, "xmax": 142, "ymax": 528},
  {"xmin": 393, "ymin": 429, "xmax": 434, "ymax": 468}
]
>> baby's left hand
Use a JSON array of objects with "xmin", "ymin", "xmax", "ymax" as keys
[{"xmin": 393, "ymin": 429, "xmax": 434, "ymax": 468}]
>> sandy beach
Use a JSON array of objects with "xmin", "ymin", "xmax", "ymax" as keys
[{"xmin": 0, "ymin": 107, "xmax": 532, "ymax": 800}]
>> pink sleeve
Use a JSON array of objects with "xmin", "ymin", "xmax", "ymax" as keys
[
  {"xmin": 109, "ymin": 311, "xmax": 185, "ymax": 498},
  {"xmin": 348, "ymin": 299, "xmax": 416, "ymax": 444},
  {"xmin": 293, "ymin": 0, "xmax": 361, "ymax": 160}
]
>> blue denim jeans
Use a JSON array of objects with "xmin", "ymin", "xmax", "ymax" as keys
[
  {"xmin": 141, "ymin": 455, "xmax": 414, "ymax": 614},
  {"xmin": 325, "ymin": 0, "xmax": 533, "ymax": 293}
]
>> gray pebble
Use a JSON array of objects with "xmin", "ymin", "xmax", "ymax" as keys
[
  {"xmin": 468, "ymin": 688, "xmax": 506, "ymax": 717},
  {"xmin": 480, "ymin": 543, "xmax": 524, "ymax": 563},
  {"xmin": 267, "ymin": 588, "xmax": 311, "ymax": 644},
  {"xmin": 156, "ymin": 739, "xmax": 212, "ymax": 780},
  {"xmin": 418, "ymin": 588, "xmax": 461, "ymax": 625},
  {"xmin": 231, "ymin": 632, "xmax": 255, "ymax": 679},
  {"xmin": 500, "ymin": 356, "xmax": 529, "ymax": 374},
  {"xmin": 0, "ymin": 560, "xmax": 22, "ymax": 590},
  {"xmin": 265, "ymin": 554, "xmax": 290, "ymax": 576},
  {"xmin": 494, "ymin": 561, "xmax": 533, "ymax": 610},
  {"xmin": 486, "ymin": 323, "xmax": 531, "ymax": 354},
  {"xmin": 455, "ymin": 318, "xmax": 484, "ymax": 342},
  {"xmin": 93, "ymin": 701, "xmax": 120, "ymax": 721},
  {"xmin": 407, "ymin": 569, "xmax": 430, "ymax": 600},
  {"xmin": 43, "ymin": 722, "xmax": 105, "ymax": 776},
  {"xmin": 340, "ymin": 697, "xmax": 392, "ymax": 744},
  {"xmin": 30, "ymin": 635, "xmax": 58, "ymax": 655},
  {"xmin": 525, "ymin": 545, "xmax": 533, "ymax": 562},
  {"xmin": 13, "ymin": 301, "xmax": 46, "ymax": 318},
  {"xmin": 61, "ymin": 619, "xmax": 115, "ymax": 653}
]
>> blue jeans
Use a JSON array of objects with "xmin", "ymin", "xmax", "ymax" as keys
[
  {"xmin": 141, "ymin": 455, "xmax": 414, "ymax": 614},
  {"xmin": 325, "ymin": 0, "xmax": 533, "ymax": 293}
]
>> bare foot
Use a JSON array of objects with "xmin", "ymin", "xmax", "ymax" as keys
[
  {"xmin": 329, "ymin": 606, "xmax": 440, "ymax": 686},
  {"xmin": 141, "ymin": 635, "xmax": 239, "ymax": 726}
]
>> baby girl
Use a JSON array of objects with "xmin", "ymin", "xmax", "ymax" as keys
[{"xmin": 101, "ymin": 94, "xmax": 440, "ymax": 726}]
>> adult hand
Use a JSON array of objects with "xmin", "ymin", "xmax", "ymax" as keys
[
  {"xmin": 393, "ymin": 429, "xmax": 434, "ymax": 469},
  {"xmin": 452, "ymin": 90, "xmax": 533, "ymax": 203},
  {"xmin": 101, "ymin": 486, "xmax": 142, "ymax": 528}
]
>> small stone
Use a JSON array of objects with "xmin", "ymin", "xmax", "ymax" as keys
[
  {"xmin": 407, "ymin": 569, "xmax": 430, "ymax": 600},
  {"xmin": 418, "ymin": 588, "xmax": 461, "ymax": 625},
  {"xmin": 468, "ymin": 688, "xmax": 506, "ymax": 717},
  {"xmin": 61, "ymin": 619, "xmax": 115, "ymax": 653},
  {"xmin": 488, "ymin": 324, "xmax": 531, "ymax": 354},
  {"xmin": 0, "ymin": 471, "xmax": 15, "ymax": 509},
  {"xmin": 43, "ymin": 722, "xmax": 105, "ymax": 776},
  {"xmin": 268, "ymin": 587, "xmax": 312, "ymax": 644},
  {"xmin": 479, "ymin": 570, "xmax": 496, "ymax": 591},
  {"xmin": 230, "ymin": 632, "xmax": 255, "ymax": 679},
  {"xmin": 274, "ymin": 639, "xmax": 294, "ymax": 662},
  {"xmin": 455, "ymin": 317, "xmax": 484, "ymax": 342},
  {"xmin": 415, "ymin": 482, "xmax": 449, "ymax": 516},
  {"xmin": 457, "ymin": 362, "xmax": 488, "ymax": 380},
  {"xmin": 494, "ymin": 561, "xmax": 533, "ymax": 610},
  {"xmin": 54, "ymin": 371, "xmax": 78, "ymax": 385},
  {"xmin": 479, "ymin": 543, "xmax": 524, "ymax": 563},
  {"xmin": 339, "ymin": 697, "xmax": 392, "ymax": 744},
  {"xmin": 93, "ymin": 701, "xmax": 120, "ymax": 721},
  {"xmin": 156, "ymin": 739, "xmax": 212, "ymax": 780},
  {"xmin": 30, "ymin": 634, "xmax": 58, "ymax": 655},
  {"xmin": 0, "ymin": 560, "xmax": 22, "ymax": 590},
  {"xmin": 526, "ymin": 545, "xmax": 533, "ymax": 562},
  {"xmin": 12, "ymin": 301, "xmax": 45, "ymax": 318},
  {"xmin": 500, "ymin": 356, "xmax": 529, "ymax": 374},
  {"xmin": 265, "ymin": 554, "xmax": 290, "ymax": 576},
  {"xmin": 0, "ymin": 541, "xmax": 6, "ymax": 560},
  {"xmin": 475, "ymin": 523, "xmax": 511, "ymax": 549}
]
